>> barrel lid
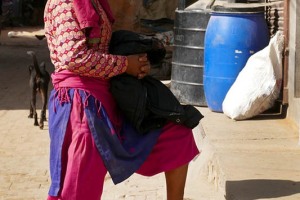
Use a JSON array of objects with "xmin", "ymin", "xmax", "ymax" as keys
[{"xmin": 211, "ymin": 3, "xmax": 265, "ymax": 13}]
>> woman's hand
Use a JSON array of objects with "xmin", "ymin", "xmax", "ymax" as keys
[{"xmin": 126, "ymin": 54, "xmax": 150, "ymax": 79}]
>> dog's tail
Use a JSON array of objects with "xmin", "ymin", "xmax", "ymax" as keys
[{"xmin": 27, "ymin": 51, "xmax": 41, "ymax": 77}]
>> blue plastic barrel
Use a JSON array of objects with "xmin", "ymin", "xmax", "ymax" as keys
[{"xmin": 203, "ymin": 5, "xmax": 270, "ymax": 112}]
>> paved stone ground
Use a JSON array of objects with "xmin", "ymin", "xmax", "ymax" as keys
[
  {"xmin": 0, "ymin": 27, "xmax": 222, "ymax": 200},
  {"xmin": 3, "ymin": 26, "xmax": 300, "ymax": 200}
]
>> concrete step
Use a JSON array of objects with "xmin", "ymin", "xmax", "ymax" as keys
[{"xmin": 197, "ymin": 107, "xmax": 300, "ymax": 200}]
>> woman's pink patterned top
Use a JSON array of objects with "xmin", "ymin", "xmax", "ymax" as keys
[{"xmin": 44, "ymin": 0, "xmax": 128, "ymax": 79}]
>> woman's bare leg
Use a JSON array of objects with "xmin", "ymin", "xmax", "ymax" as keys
[{"xmin": 165, "ymin": 164, "xmax": 189, "ymax": 200}]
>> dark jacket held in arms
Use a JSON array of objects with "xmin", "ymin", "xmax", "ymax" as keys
[{"xmin": 109, "ymin": 30, "xmax": 204, "ymax": 134}]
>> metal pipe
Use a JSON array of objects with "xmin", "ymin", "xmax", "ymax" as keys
[{"xmin": 282, "ymin": 0, "xmax": 289, "ymax": 104}]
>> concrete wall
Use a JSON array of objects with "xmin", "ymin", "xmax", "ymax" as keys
[{"xmin": 287, "ymin": 0, "xmax": 300, "ymax": 132}]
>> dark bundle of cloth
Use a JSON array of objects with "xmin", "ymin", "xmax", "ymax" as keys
[
  {"xmin": 109, "ymin": 30, "xmax": 204, "ymax": 134},
  {"xmin": 109, "ymin": 30, "xmax": 166, "ymax": 66}
]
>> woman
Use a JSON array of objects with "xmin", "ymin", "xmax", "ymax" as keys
[{"xmin": 44, "ymin": 0, "xmax": 200, "ymax": 199}]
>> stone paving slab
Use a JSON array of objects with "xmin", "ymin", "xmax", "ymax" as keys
[{"xmin": 198, "ymin": 107, "xmax": 300, "ymax": 200}]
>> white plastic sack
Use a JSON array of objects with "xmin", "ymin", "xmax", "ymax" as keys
[{"xmin": 222, "ymin": 31, "xmax": 284, "ymax": 120}]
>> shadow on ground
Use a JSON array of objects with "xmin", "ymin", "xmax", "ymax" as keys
[{"xmin": 226, "ymin": 179, "xmax": 300, "ymax": 200}]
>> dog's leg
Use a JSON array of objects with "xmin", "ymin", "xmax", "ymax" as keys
[
  {"xmin": 39, "ymin": 87, "xmax": 48, "ymax": 129},
  {"xmin": 28, "ymin": 65, "xmax": 34, "ymax": 119},
  {"xmin": 39, "ymin": 110, "xmax": 45, "ymax": 129},
  {"xmin": 28, "ymin": 101, "xmax": 34, "ymax": 118},
  {"xmin": 31, "ymin": 88, "xmax": 39, "ymax": 126}
]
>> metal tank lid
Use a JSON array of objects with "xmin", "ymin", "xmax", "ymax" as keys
[{"xmin": 211, "ymin": 2, "xmax": 266, "ymax": 13}]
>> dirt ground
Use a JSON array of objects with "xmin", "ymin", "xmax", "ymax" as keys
[
  {"xmin": 0, "ymin": 26, "xmax": 222, "ymax": 200},
  {"xmin": 0, "ymin": 27, "xmax": 52, "ymax": 200},
  {"xmin": 0, "ymin": 27, "xmax": 173, "ymax": 200}
]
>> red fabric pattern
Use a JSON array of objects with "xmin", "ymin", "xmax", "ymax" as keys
[{"xmin": 44, "ymin": 0, "xmax": 127, "ymax": 79}]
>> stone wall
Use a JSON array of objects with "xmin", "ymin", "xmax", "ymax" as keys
[{"xmin": 109, "ymin": 0, "xmax": 178, "ymax": 31}]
